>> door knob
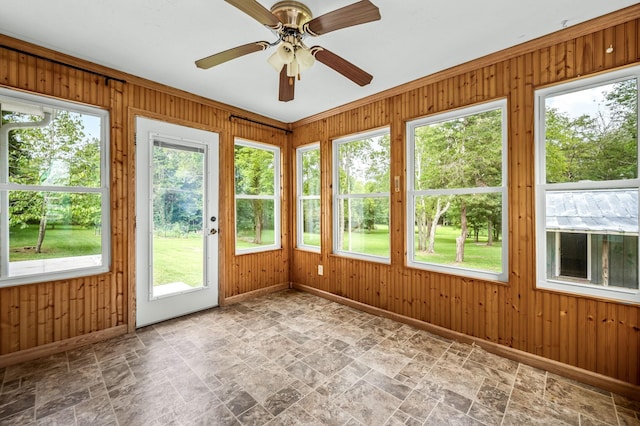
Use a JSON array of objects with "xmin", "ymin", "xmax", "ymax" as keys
[{"xmin": 210, "ymin": 229, "xmax": 218, "ymax": 235}]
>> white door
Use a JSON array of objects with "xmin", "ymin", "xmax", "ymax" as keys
[{"xmin": 135, "ymin": 117, "xmax": 219, "ymax": 327}]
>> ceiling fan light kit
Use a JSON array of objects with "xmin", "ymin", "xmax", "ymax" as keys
[{"xmin": 195, "ymin": 0, "xmax": 381, "ymax": 102}]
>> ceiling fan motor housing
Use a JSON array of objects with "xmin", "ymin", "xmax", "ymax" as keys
[{"xmin": 270, "ymin": 1, "xmax": 313, "ymax": 29}]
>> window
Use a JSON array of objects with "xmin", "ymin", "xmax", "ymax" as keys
[
  {"xmin": 234, "ymin": 139, "xmax": 281, "ymax": 254},
  {"xmin": 406, "ymin": 99, "xmax": 508, "ymax": 282},
  {"xmin": 536, "ymin": 65, "xmax": 640, "ymax": 303},
  {"xmin": 296, "ymin": 143, "xmax": 320, "ymax": 251},
  {"xmin": 333, "ymin": 128, "xmax": 390, "ymax": 262},
  {"xmin": 0, "ymin": 89, "xmax": 110, "ymax": 286}
]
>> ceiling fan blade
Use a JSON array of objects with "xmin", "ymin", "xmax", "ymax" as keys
[
  {"xmin": 303, "ymin": 0, "xmax": 380, "ymax": 36},
  {"xmin": 279, "ymin": 67, "xmax": 295, "ymax": 102},
  {"xmin": 225, "ymin": 0, "xmax": 281, "ymax": 28},
  {"xmin": 195, "ymin": 41, "xmax": 269, "ymax": 69},
  {"xmin": 312, "ymin": 47, "xmax": 373, "ymax": 86}
]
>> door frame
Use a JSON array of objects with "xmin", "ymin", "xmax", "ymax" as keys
[{"xmin": 134, "ymin": 116, "xmax": 220, "ymax": 328}]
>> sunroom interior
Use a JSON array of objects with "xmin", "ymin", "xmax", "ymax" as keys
[{"xmin": 0, "ymin": 0, "xmax": 639, "ymax": 424}]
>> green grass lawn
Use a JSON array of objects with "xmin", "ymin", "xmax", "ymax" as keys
[
  {"xmin": 414, "ymin": 226, "xmax": 502, "ymax": 271},
  {"xmin": 236, "ymin": 229, "xmax": 275, "ymax": 250},
  {"xmin": 10, "ymin": 224, "xmax": 501, "ymax": 286},
  {"xmin": 9, "ymin": 224, "xmax": 101, "ymax": 261},
  {"xmin": 153, "ymin": 235, "xmax": 204, "ymax": 287},
  {"xmin": 339, "ymin": 225, "xmax": 390, "ymax": 257}
]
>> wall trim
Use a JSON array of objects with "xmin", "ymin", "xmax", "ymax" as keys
[
  {"xmin": 221, "ymin": 282, "xmax": 291, "ymax": 306},
  {"xmin": 0, "ymin": 325, "xmax": 128, "ymax": 369},
  {"xmin": 292, "ymin": 283, "xmax": 640, "ymax": 402}
]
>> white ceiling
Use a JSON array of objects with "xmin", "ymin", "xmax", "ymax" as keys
[{"xmin": 0, "ymin": 0, "xmax": 636, "ymax": 123}]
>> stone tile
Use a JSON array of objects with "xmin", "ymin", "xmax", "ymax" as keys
[
  {"xmin": 191, "ymin": 402, "xmax": 240, "ymax": 426},
  {"xmin": 36, "ymin": 406, "xmax": 76, "ymax": 425},
  {"xmin": 423, "ymin": 364, "xmax": 484, "ymax": 399},
  {"xmin": 74, "ymin": 395, "xmax": 117, "ymax": 426},
  {"xmin": 265, "ymin": 403, "xmax": 323, "ymax": 426},
  {"xmin": 297, "ymin": 391, "xmax": 353, "ymax": 425},
  {"xmin": 468, "ymin": 347, "xmax": 519, "ymax": 376},
  {"xmin": 398, "ymin": 390, "xmax": 438, "ymax": 422},
  {"xmin": 336, "ymin": 379, "xmax": 401, "ymax": 426},
  {"xmin": 109, "ymin": 377, "xmax": 184, "ymax": 425},
  {"xmin": 475, "ymin": 380, "xmax": 510, "ymax": 413},
  {"xmin": 426, "ymin": 402, "xmax": 484, "ymax": 425},
  {"xmin": 0, "ymin": 387, "xmax": 36, "ymax": 421},
  {"xmin": 100, "ymin": 362, "xmax": 136, "ymax": 392},
  {"xmin": 545, "ymin": 376, "xmax": 617, "ymax": 425},
  {"xmin": 316, "ymin": 373, "xmax": 357, "ymax": 400},
  {"xmin": 513, "ymin": 364, "xmax": 546, "ymax": 398},
  {"xmin": 462, "ymin": 359, "xmax": 516, "ymax": 387},
  {"xmin": 363, "ymin": 369, "xmax": 412, "ymax": 400},
  {"xmin": 614, "ymin": 394, "xmax": 640, "ymax": 413},
  {"xmin": 236, "ymin": 403, "xmax": 273, "ymax": 425},
  {"xmin": 263, "ymin": 386, "xmax": 302, "ymax": 416},
  {"xmin": 617, "ymin": 410, "xmax": 640, "ymax": 426},
  {"xmin": 0, "ymin": 407, "xmax": 34, "ymax": 425},
  {"xmin": 92, "ymin": 333, "xmax": 145, "ymax": 363},
  {"xmin": 1, "ymin": 290, "xmax": 635, "ymax": 426},
  {"xmin": 3, "ymin": 353, "xmax": 68, "ymax": 383},
  {"xmin": 35, "ymin": 388, "xmax": 90, "ymax": 420},
  {"xmin": 468, "ymin": 401, "xmax": 504, "ymax": 425},
  {"xmin": 579, "ymin": 413, "xmax": 615, "ymax": 426},
  {"xmin": 403, "ymin": 332, "xmax": 451, "ymax": 359},
  {"xmin": 302, "ymin": 346, "xmax": 353, "ymax": 377},
  {"xmin": 358, "ymin": 345, "xmax": 413, "ymax": 377},
  {"xmin": 226, "ymin": 390, "xmax": 257, "ymax": 416},
  {"xmin": 285, "ymin": 361, "xmax": 326, "ymax": 388},
  {"xmin": 36, "ymin": 364, "xmax": 102, "ymax": 405},
  {"xmin": 236, "ymin": 364, "xmax": 295, "ymax": 404},
  {"xmin": 547, "ymin": 372, "xmax": 611, "ymax": 397}
]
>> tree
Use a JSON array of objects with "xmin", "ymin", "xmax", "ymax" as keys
[
  {"xmin": 7, "ymin": 110, "xmax": 99, "ymax": 253},
  {"xmin": 301, "ymin": 148, "xmax": 320, "ymax": 235},
  {"xmin": 414, "ymin": 108, "xmax": 502, "ymax": 261},
  {"xmin": 335, "ymin": 135, "xmax": 389, "ymax": 251},
  {"xmin": 234, "ymin": 145, "xmax": 275, "ymax": 244},
  {"xmin": 545, "ymin": 79, "xmax": 637, "ymax": 183}
]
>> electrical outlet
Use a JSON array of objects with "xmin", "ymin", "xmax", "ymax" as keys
[{"xmin": 318, "ymin": 265, "xmax": 323, "ymax": 275}]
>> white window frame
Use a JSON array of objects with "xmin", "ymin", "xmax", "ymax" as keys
[
  {"xmin": 406, "ymin": 99, "xmax": 509, "ymax": 282},
  {"xmin": 296, "ymin": 143, "xmax": 320, "ymax": 252},
  {"xmin": 0, "ymin": 88, "xmax": 110, "ymax": 287},
  {"xmin": 234, "ymin": 138, "xmax": 281, "ymax": 254},
  {"xmin": 332, "ymin": 127, "xmax": 391, "ymax": 264},
  {"xmin": 535, "ymin": 65, "xmax": 640, "ymax": 303}
]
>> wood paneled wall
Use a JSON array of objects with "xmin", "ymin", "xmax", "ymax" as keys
[
  {"xmin": 0, "ymin": 36, "xmax": 290, "ymax": 361},
  {"xmin": 290, "ymin": 13, "xmax": 640, "ymax": 386}
]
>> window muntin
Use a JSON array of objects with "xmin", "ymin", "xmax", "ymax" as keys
[
  {"xmin": 535, "ymin": 66, "xmax": 640, "ymax": 303},
  {"xmin": 234, "ymin": 139, "xmax": 281, "ymax": 254},
  {"xmin": 296, "ymin": 144, "xmax": 320, "ymax": 251},
  {"xmin": 333, "ymin": 129, "xmax": 390, "ymax": 262},
  {"xmin": 406, "ymin": 99, "xmax": 508, "ymax": 282},
  {"xmin": 0, "ymin": 89, "xmax": 110, "ymax": 286}
]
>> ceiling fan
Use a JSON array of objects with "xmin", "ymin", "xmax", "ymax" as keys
[{"xmin": 195, "ymin": 0, "xmax": 381, "ymax": 102}]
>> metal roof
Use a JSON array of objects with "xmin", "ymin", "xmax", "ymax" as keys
[{"xmin": 546, "ymin": 189, "xmax": 638, "ymax": 235}]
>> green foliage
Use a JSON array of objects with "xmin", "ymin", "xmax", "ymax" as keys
[
  {"xmin": 235, "ymin": 144, "xmax": 277, "ymax": 244},
  {"xmin": 545, "ymin": 79, "xmax": 638, "ymax": 183},
  {"xmin": 4, "ymin": 110, "xmax": 103, "ymax": 253},
  {"xmin": 152, "ymin": 143, "xmax": 204, "ymax": 237},
  {"xmin": 413, "ymin": 108, "xmax": 503, "ymax": 260},
  {"xmin": 337, "ymin": 134, "xmax": 390, "ymax": 237}
]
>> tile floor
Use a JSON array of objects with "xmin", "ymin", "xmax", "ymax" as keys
[{"xmin": 0, "ymin": 289, "xmax": 638, "ymax": 425}]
